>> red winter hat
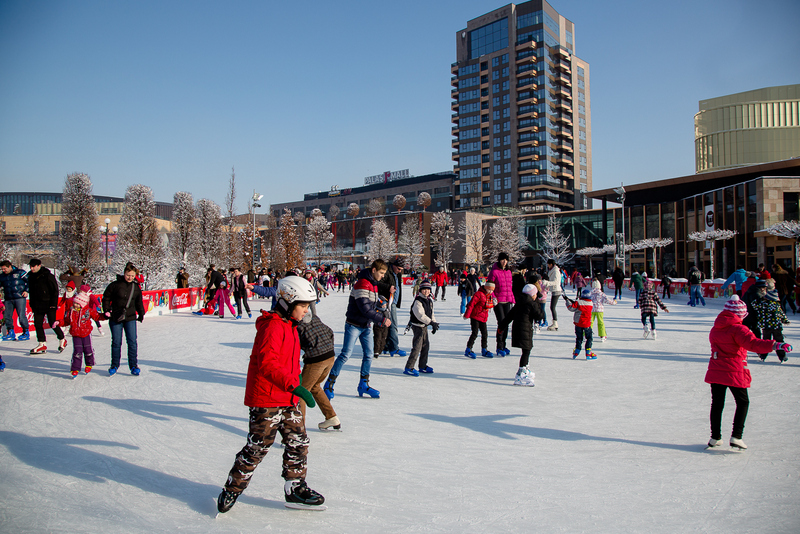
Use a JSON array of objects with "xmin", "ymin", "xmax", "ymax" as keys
[
  {"xmin": 723, "ymin": 295, "xmax": 748, "ymax": 318},
  {"xmin": 67, "ymin": 281, "xmax": 76, "ymax": 289}
]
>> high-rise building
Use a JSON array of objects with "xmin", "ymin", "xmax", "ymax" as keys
[
  {"xmin": 451, "ymin": 0, "xmax": 591, "ymax": 213},
  {"xmin": 695, "ymin": 84, "xmax": 800, "ymax": 173}
]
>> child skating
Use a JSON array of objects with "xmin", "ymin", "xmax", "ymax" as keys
[
  {"xmin": 638, "ymin": 279, "xmax": 669, "ymax": 339},
  {"xmin": 296, "ymin": 309, "xmax": 340, "ymax": 431},
  {"xmin": 217, "ymin": 276, "xmax": 325, "ymax": 514},
  {"xmin": 463, "ymin": 281, "xmax": 497, "ymax": 358},
  {"xmin": 498, "ymin": 284, "xmax": 544, "ymax": 386},
  {"xmin": 705, "ymin": 295, "xmax": 792, "ymax": 450},
  {"xmin": 404, "ymin": 281, "xmax": 438, "ymax": 376},
  {"xmin": 563, "ymin": 288, "xmax": 595, "ymax": 360},
  {"xmin": 590, "ymin": 279, "xmax": 616, "ymax": 342},
  {"xmin": 68, "ymin": 289, "xmax": 102, "ymax": 377},
  {"xmin": 752, "ymin": 288, "xmax": 790, "ymax": 362}
]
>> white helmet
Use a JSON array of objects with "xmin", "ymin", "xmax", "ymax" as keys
[{"xmin": 277, "ymin": 276, "xmax": 317, "ymax": 305}]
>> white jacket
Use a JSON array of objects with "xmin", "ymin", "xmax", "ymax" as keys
[{"xmin": 543, "ymin": 266, "xmax": 563, "ymax": 295}]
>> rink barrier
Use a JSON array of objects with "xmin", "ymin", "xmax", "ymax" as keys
[{"xmin": 603, "ymin": 278, "xmax": 741, "ymax": 299}]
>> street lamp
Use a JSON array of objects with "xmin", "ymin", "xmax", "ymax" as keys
[
  {"xmin": 252, "ymin": 191, "xmax": 263, "ymax": 271},
  {"xmin": 99, "ymin": 217, "xmax": 118, "ymax": 277},
  {"xmin": 613, "ymin": 185, "xmax": 626, "ymax": 275}
]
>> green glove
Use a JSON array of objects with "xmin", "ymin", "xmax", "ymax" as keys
[{"xmin": 292, "ymin": 385, "xmax": 315, "ymax": 408}]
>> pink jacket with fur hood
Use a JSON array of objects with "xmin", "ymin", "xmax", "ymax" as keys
[{"xmin": 705, "ymin": 310, "xmax": 775, "ymax": 388}]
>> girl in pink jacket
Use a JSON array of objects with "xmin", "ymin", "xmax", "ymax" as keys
[{"xmin": 705, "ymin": 295, "xmax": 792, "ymax": 450}]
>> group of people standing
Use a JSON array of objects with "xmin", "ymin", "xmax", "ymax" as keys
[{"xmin": 0, "ymin": 259, "xmax": 145, "ymax": 376}]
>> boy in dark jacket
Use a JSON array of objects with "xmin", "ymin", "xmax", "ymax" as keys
[
  {"xmin": 404, "ymin": 281, "xmax": 437, "ymax": 376},
  {"xmin": 217, "ymin": 276, "xmax": 325, "ymax": 514}
]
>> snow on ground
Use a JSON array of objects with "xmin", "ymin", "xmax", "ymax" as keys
[{"xmin": 1, "ymin": 287, "xmax": 799, "ymax": 533}]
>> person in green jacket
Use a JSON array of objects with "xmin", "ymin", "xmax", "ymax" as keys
[{"xmin": 629, "ymin": 271, "xmax": 644, "ymax": 309}]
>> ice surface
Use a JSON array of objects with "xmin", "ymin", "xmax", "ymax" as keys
[{"xmin": 1, "ymin": 288, "xmax": 799, "ymax": 533}]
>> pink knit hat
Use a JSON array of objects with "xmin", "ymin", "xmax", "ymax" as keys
[
  {"xmin": 74, "ymin": 291, "xmax": 90, "ymax": 308},
  {"xmin": 723, "ymin": 295, "xmax": 748, "ymax": 318}
]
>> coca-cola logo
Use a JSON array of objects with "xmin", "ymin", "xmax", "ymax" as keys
[{"xmin": 172, "ymin": 293, "xmax": 189, "ymax": 307}]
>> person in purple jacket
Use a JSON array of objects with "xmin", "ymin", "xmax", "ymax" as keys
[{"xmin": 487, "ymin": 253, "xmax": 514, "ymax": 356}]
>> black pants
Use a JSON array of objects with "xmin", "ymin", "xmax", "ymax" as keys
[
  {"xmin": 234, "ymin": 292, "xmax": 250, "ymax": 316},
  {"xmin": 493, "ymin": 302, "xmax": 512, "ymax": 350},
  {"xmin": 435, "ymin": 284, "xmax": 446, "ymax": 300},
  {"xmin": 760, "ymin": 328, "xmax": 785, "ymax": 360},
  {"xmin": 519, "ymin": 348, "xmax": 531, "ymax": 368},
  {"xmin": 710, "ymin": 383, "xmax": 749, "ymax": 440},
  {"xmin": 662, "ymin": 284, "xmax": 671, "ymax": 299},
  {"xmin": 33, "ymin": 308, "xmax": 65, "ymax": 343},
  {"xmin": 467, "ymin": 319, "xmax": 488, "ymax": 350}
]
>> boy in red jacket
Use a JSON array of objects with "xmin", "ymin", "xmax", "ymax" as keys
[
  {"xmin": 463, "ymin": 281, "xmax": 496, "ymax": 358},
  {"xmin": 68, "ymin": 289, "xmax": 102, "ymax": 377},
  {"xmin": 563, "ymin": 288, "xmax": 596, "ymax": 360},
  {"xmin": 705, "ymin": 295, "xmax": 792, "ymax": 450},
  {"xmin": 217, "ymin": 276, "xmax": 325, "ymax": 514}
]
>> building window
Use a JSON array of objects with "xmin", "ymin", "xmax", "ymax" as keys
[
  {"xmin": 503, "ymin": 135, "xmax": 510, "ymax": 145},
  {"xmin": 504, "ymin": 193, "xmax": 512, "ymax": 203},
  {"xmin": 503, "ymin": 149, "xmax": 511, "ymax": 159},
  {"xmin": 580, "ymin": 143, "xmax": 586, "ymax": 153},
  {"xmin": 494, "ymin": 194, "xmax": 501, "ymax": 204},
  {"xmin": 494, "ymin": 164, "xmax": 501, "ymax": 174},
  {"xmin": 504, "ymin": 176, "xmax": 511, "ymax": 189},
  {"xmin": 504, "ymin": 163, "xmax": 511, "ymax": 173},
  {"xmin": 483, "ymin": 196, "xmax": 490, "ymax": 205}
]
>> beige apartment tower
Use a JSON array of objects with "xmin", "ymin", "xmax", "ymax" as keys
[
  {"xmin": 695, "ymin": 84, "xmax": 800, "ymax": 173},
  {"xmin": 451, "ymin": 0, "xmax": 591, "ymax": 213}
]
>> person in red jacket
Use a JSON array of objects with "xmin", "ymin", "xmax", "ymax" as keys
[
  {"xmin": 463, "ymin": 281, "xmax": 496, "ymax": 358},
  {"xmin": 68, "ymin": 289, "xmax": 102, "ymax": 377},
  {"xmin": 217, "ymin": 276, "xmax": 326, "ymax": 514},
  {"xmin": 563, "ymin": 288, "xmax": 595, "ymax": 360},
  {"xmin": 705, "ymin": 295, "xmax": 792, "ymax": 450},
  {"xmin": 431, "ymin": 266, "xmax": 449, "ymax": 301}
]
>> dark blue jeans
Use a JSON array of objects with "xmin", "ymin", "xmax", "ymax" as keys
[
  {"xmin": 4, "ymin": 298, "xmax": 29, "ymax": 331},
  {"xmin": 110, "ymin": 319, "xmax": 138, "ymax": 370},
  {"xmin": 575, "ymin": 326, "xmax": 593, "ymax": 350}
]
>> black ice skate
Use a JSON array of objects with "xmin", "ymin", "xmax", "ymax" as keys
[
  {"xmin": 284, "ymin": 479, "xmax": 327, "ymax": 511},
  {"xmin": 216, "ymin": 489, "xmax": 240, "ymax": 514}
]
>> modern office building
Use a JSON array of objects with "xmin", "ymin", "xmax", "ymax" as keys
[
  {"xmin": 451, "ymin": 0, "xmax": 591, "ymax": 213},
  {"xmin": 695, "ymin": 84, "xmax": 800, "ymax": 173}
]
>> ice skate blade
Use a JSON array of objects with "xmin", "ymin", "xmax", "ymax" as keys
[
  {"xmin": 729, "ymin": 445, "xmax": 747, "ymax": 452},
  {"xmin": 285, "ymin": 502, "xmax": 327, "ymax": 511},
  {"xmin": 318, "ymin": 426, "xmax": 342, "ymax": 432}
]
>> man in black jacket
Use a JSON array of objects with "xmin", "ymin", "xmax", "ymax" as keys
[
  {"xmin": 378, "ymin": 259, "xmax": 406, "ymax": 357},
  {"xmin": 27, "ymin": 259, "xmax": 66, "ymax": 354},
  {"xmin": 102, "ymin": 263, "xmax": 145, "ymax": 376}
]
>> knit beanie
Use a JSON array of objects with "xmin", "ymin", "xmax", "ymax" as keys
[
  {"xmin": 723, "ymin": 295, "xmax": 748, "ymax": 318},
  {"xmin": 419, "ymin": 281, "xmax": 432, "ymax": 291},
  {"xmin": 74, "ymin": 291, "xmax": 90, "ymax": 308},
  {"xmin": 522, "ymin": 283, "xmax": 538, "ymax": 299},
  {"xmin": 764, "ymin": 289, "xmax": 780, "ymax": 302},
  {"xmin": 591, "ymin": 280, "xmax": 601, "ymax": 290}
]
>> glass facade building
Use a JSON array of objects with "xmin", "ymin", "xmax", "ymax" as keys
[{"xmin": 451, "ymin": 0, "xmax": 592, "ymax": 214}]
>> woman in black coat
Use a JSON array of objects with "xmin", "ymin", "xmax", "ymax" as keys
[
  {"xmin": 102, "ymin": 263, "xmax": 145, "ymax": 375},
  {"xmin": 498, "ymin": 285, "xmax": 544, "ymax": 386}
]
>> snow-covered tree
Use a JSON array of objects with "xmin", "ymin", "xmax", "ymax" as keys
[
  {"xmin": 458, "ymin": 213, "xmax": 486, "ymax": 267},
  {"xmin": 418, "ymin": 192, "xmax": 431, "ymax": 211},
  {"xmin": 59, "ymin": 172, "xmax": 102, "ymax": 286},
  {"xmin": 367, "ymin": 198, "xmax": 383, "ymax": 217},
  {"xmin": 113, "ymin": 184, "xmax": 168, "ymax": 290},
  {"xmin": 398, "ymin": 214, "xmax": 424, "ymax": 271},
  {"xmin": 306, "ymin": 213, "xmax": 333, "ymax": 267},
  {"xmin": 393, "ymin": 195, "xmax": 406, "ymax": 212},
  {"xmin": 0, "ymin": 208, "xmax": 19, "ymax": 264},
  {"xmin": 347, "ymin": 203, "xmax": 359, "ymax": 218},
  {"xmin": 20, "ymin": 207, "xmax": 50, "ymax": 261},
  {"xmin": 329, "ymin": 204, "xmax": 340, "ymax": 221},
  {"xmin": 276, "ymin": 209, "xmax": 304, "ymax": 273},
  {"xmin": 366, "ymin": 218, "xmax": 397, "ymax": 263},
  {"xmin": 537, "ymin": 214, "xmax": 573, "ymax": 266},
  {"xmin": 431, "ymin": 211, "xmax": 454, "ymax": 270},
  {"xmin": 488, "ymin": 217, "xmax": 529, "ymax": 266},
  {"xmin": 223, "ymin": 166, "xmax": 242, "ymax": 267},
  {"xmin": 194, "ymin": 198, "xmax": 222, "ymax": 270},
  {"xmin": 170, "ymin": 192, "xmax": 197, "ymax": 272},
  {"xmin": 688, "ymin": 230, "xmax": 736, "ymax": 278}
]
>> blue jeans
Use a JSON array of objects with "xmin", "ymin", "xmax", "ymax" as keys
[
  {"xmin": 4, "ymin": 298, "xmax": 29, "ymax": 331},
  {"xmin": 689, "ymin": 284, "xmax": 705, "ymax": 306},
  {"xmin": 634, "ymin": 288, "xmax": 642, "ymax": 306},
  {"xmin": 575, "ymin": 326, "xmax": 593, "ymax": 351},
  {"xmin": 330, "ymin": 322, "xmax": 373, "ymax": 378},
  {"xmin": 384, "ymin": 304, "xmax": 399, "ymax": 353},
  {"xmin": 110, "ymin": 319, "xmax": 139, "ymax": 369},
  {"xmin": 460, "ymin": 293, "xmax": 469, "ymax": 315}
]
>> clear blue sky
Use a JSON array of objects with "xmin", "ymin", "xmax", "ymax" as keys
[{"xmin": 1, "ymin": 0, "xmax": 798, "ymax": 210}]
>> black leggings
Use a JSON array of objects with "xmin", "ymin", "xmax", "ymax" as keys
[
  {"xmin": 467, "ymin": 319, "xmax": 488, "ymax": 349},
  {"xmin": 710, "ymin": 383, "xmax": 749, "ymax": 440},
  {"xmin": 519, "ymin": 348, "xmax": 531, "ymax": 368},
  {"xmin": 493, "ymin": 302, "xmax": 512, "ymax": 350},
  {"xmin": 641, "ymin": 312, "xmax": 655, "ymax": 330}
]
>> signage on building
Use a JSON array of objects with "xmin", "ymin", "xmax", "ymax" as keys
[
  {"xmin": 327, "ymin": 188, "xmax": 351, "ymax": 197},
  {"xmin": 705, "ymin": 204, "xmax": 714, "ymax": 248},
  {"xmin": 364, "ymin": 169, "xmax": 410, "ymax": 186}
]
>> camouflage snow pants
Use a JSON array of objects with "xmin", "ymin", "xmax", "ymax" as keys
[{"xmin": 223, "ymin": 406, "xmax": 309, "ymax": 494}]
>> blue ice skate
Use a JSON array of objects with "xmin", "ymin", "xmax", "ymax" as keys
[
  {"xmin": 17, "ymin": 331, "xmax": 30, "ymax": 341},
  {"xmin": 464, "ymin": 348, "xmax": 477, "ymax": 359},
  {"xmin": 481, "ymin": 348, "xmax": 494, "ymax": 358}
]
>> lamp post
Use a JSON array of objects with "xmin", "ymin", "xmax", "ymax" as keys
[
  {"xmin": 99, "ymin": 218, "xmax": 118, "ymax": 280},
  {"xmin": 613, "ymin": 184, "xmax": 626, "ymax": 275},
  {"xmin": 252, "ymin": 191, "xmax": 263, "ymax": 271}
]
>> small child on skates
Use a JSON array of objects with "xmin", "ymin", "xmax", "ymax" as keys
[
  {"xmin": 463, "ymin": 281, "xmax": 496, "ymax": 358},
  {"xmin": 68, "ymin": 289, "xmax": 102, "ymax": 377},
  {"xmin": 296, "ymin": 309, "xmax": 340, "ymax": 431},
  {"xmin": 590, "ymin": 279, "xmax": 616, "ymax": 341},
  {"xmin": 498, "ymin": 284, "xmax": 544, "ymax": 386},
  {"xmin": 705, "ymin": 295, "xmax": 792, "ymax": 450},
  {"xmin": 217, "ymin": 276, "xmax": 325, "ymax": 514},
  {"xmin": 638, "ymin": 279, "xmax": 669, "ymax": 339},
  {"xmin": 752, "ymin": 288, "xmax": 790, "ymax": 362},
  {"xmin": 404, "ymin": 281, "xmax": 438, "ymax": 376},
  {"xmin": 563, "ymin": 288, "xmax": 595, "ymax": 360}
]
